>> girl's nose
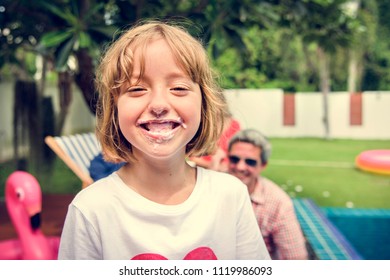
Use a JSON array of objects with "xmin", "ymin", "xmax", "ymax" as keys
[
  {"xmin": 150, "ymin": 107, "xmax": 168, "ymax": 118},
  {"xmin": 148, "ymin": 89, "xmax": 170, "ymax": 117}
]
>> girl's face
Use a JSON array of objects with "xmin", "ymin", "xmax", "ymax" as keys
[{"xmin": 117, "ymin": 38, "xmax": 202, "ymax": 162}]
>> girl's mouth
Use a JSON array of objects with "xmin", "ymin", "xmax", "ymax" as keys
[
  {"xmin": 137, "ymin": 118, "xmax": 186, "ymax": 143},
  {"xmin": 140, "ymin": 121, "xmax": 180, "ymax": 132}
]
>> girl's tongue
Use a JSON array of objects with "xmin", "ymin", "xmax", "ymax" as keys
[{"xmin": 146, "ymin": 122, "xmax": 174, "ymax": 133}]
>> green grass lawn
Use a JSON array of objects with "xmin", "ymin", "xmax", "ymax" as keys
[
  {"xmin": 262, "ymin": 138, "xmax": 390, "ymax": 209},
  {"xmin": 1, "ymin": 138, "xmax": 390, "ymax": 209}
]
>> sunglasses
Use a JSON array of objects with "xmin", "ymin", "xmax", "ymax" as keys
[{"xmin": 228, "ymin": 155, "xmax": 258, "ymax": 167}]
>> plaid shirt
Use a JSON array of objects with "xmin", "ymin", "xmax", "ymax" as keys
[{"xmin": 250, "ymin": 177, "xmax": 308, "ymax": 260}]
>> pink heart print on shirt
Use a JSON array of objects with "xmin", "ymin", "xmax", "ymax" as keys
[{"xmin": 131, "ymin": 247, "xmax": 217, "ymax": 260}]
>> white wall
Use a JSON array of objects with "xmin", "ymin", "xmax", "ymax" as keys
[
  {"xmin": 224, "ymin": 89, "xmax": 285, "ymax": 136},
  {"xmin": 0, "ymin": 82, "xmax": 14, "ymax": 160},
  {"xmin": 362, "ymin": 92, "xmax": 390, "ymax": 139},
  {"xmin": 44, "ymin": 84, "xmax": 95, "ymax": 135},
  {"xmin": 224, "ymin": 89, "xmax": 390, "ymax": 139}
]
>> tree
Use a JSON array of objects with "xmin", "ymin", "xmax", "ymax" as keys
[
  {"xmin": 1, "ymin": 0, "xmax": 117, "ymax": 173},
  {"xmin": 0, "ymin": 0, "xmax": 57, "ymax": 170},
  {"xmin": 38, "ymin": 0, "xmax": 118, "ymax": 120},
  {"xmin": 360, "ymin": 0, "xmax": 390, "ymax": 90},
  {"xmin": 277, "ymin": 0, "xmax": 357, "ymax": 139}
]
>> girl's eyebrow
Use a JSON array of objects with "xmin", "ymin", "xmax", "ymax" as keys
[
  {"xmin": 130, "ymin": 70, "xmax": 193, "ymax": 82},
  {"xmin": 167, "ymin": 72, "xmax": 192, "ymax": 80}
]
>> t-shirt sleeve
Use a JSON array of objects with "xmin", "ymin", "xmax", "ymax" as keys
[{"xmin": 58, "ymin": 204, "xmax": 102, "ymax": 260}]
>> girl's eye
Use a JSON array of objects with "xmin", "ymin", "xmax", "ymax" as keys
[
  {"xmin": 128, "ymin": 87, "xmax": 144, "ymax": 92},
  {"xmin": 126, "ymin": 87, "xmax": 146, "ymax": 96},
  {"xmin": 171, "ymin": 87, "xmax": 189, "ymax": 96}
]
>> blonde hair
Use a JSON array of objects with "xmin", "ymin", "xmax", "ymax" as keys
[{"xmin": 95, "ymin": 20, "xmax": 227, "ymax": 163}]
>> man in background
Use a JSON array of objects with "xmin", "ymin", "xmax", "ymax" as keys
[{"xmin": 227, "ymin": 129, "xmax": 308, "ymax": 260}]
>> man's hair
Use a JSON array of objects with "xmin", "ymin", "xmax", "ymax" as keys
[
  {"xmin": 228, "ymin": 129, "xmax": 272, "ymax": 165},
  {"xmin": 95, "ymin": 20, "xmax": 227, "ymax": 163}
]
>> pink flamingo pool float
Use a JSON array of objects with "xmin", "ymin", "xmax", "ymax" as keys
[{"xmin": 0, "ymin": 171, "xmax": 60, "ymax": 259}]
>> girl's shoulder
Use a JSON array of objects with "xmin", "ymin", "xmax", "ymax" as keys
[
  {"xmin": 197, "ymin": 167, "xmax": 250, "ymax": 211},
  {"xmin": 201, "ymin": 167, "xmax": 241, "ymax": 182},
  {"xmin": 198, "ymin": 167, "xmax": 247, "ymax": 195},
  {"xmin": 70, "ymin": 174, "xmax": 122, "ymax": 209}
]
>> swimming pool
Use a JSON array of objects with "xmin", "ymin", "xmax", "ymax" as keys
[{"xmin": 322, "ymin": 208, "xmax": 390, "ymax": 260}]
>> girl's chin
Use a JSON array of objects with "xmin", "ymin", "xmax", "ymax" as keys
[{"xmin": 133, "ymin": 142, "xmax": 186, "ymax": 160}]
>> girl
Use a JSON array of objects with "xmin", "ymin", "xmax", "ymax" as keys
[{"xmin": 58, "ymin": 20, "xmax": 270, "ymax": 260}]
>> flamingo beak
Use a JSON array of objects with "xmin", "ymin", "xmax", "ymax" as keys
[{"xmin": 30, "ymin": 213, "xmax": 41, "ymax": 230}]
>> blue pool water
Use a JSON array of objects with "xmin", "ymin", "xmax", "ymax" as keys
[{"xmin": 322, "ymin": 208, "xmax": 390, "ymax": 260}]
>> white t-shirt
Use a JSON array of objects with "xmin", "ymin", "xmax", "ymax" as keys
[{"xmin": 58, "ymin": 167, "xmax": 270, "ymax": 260}]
